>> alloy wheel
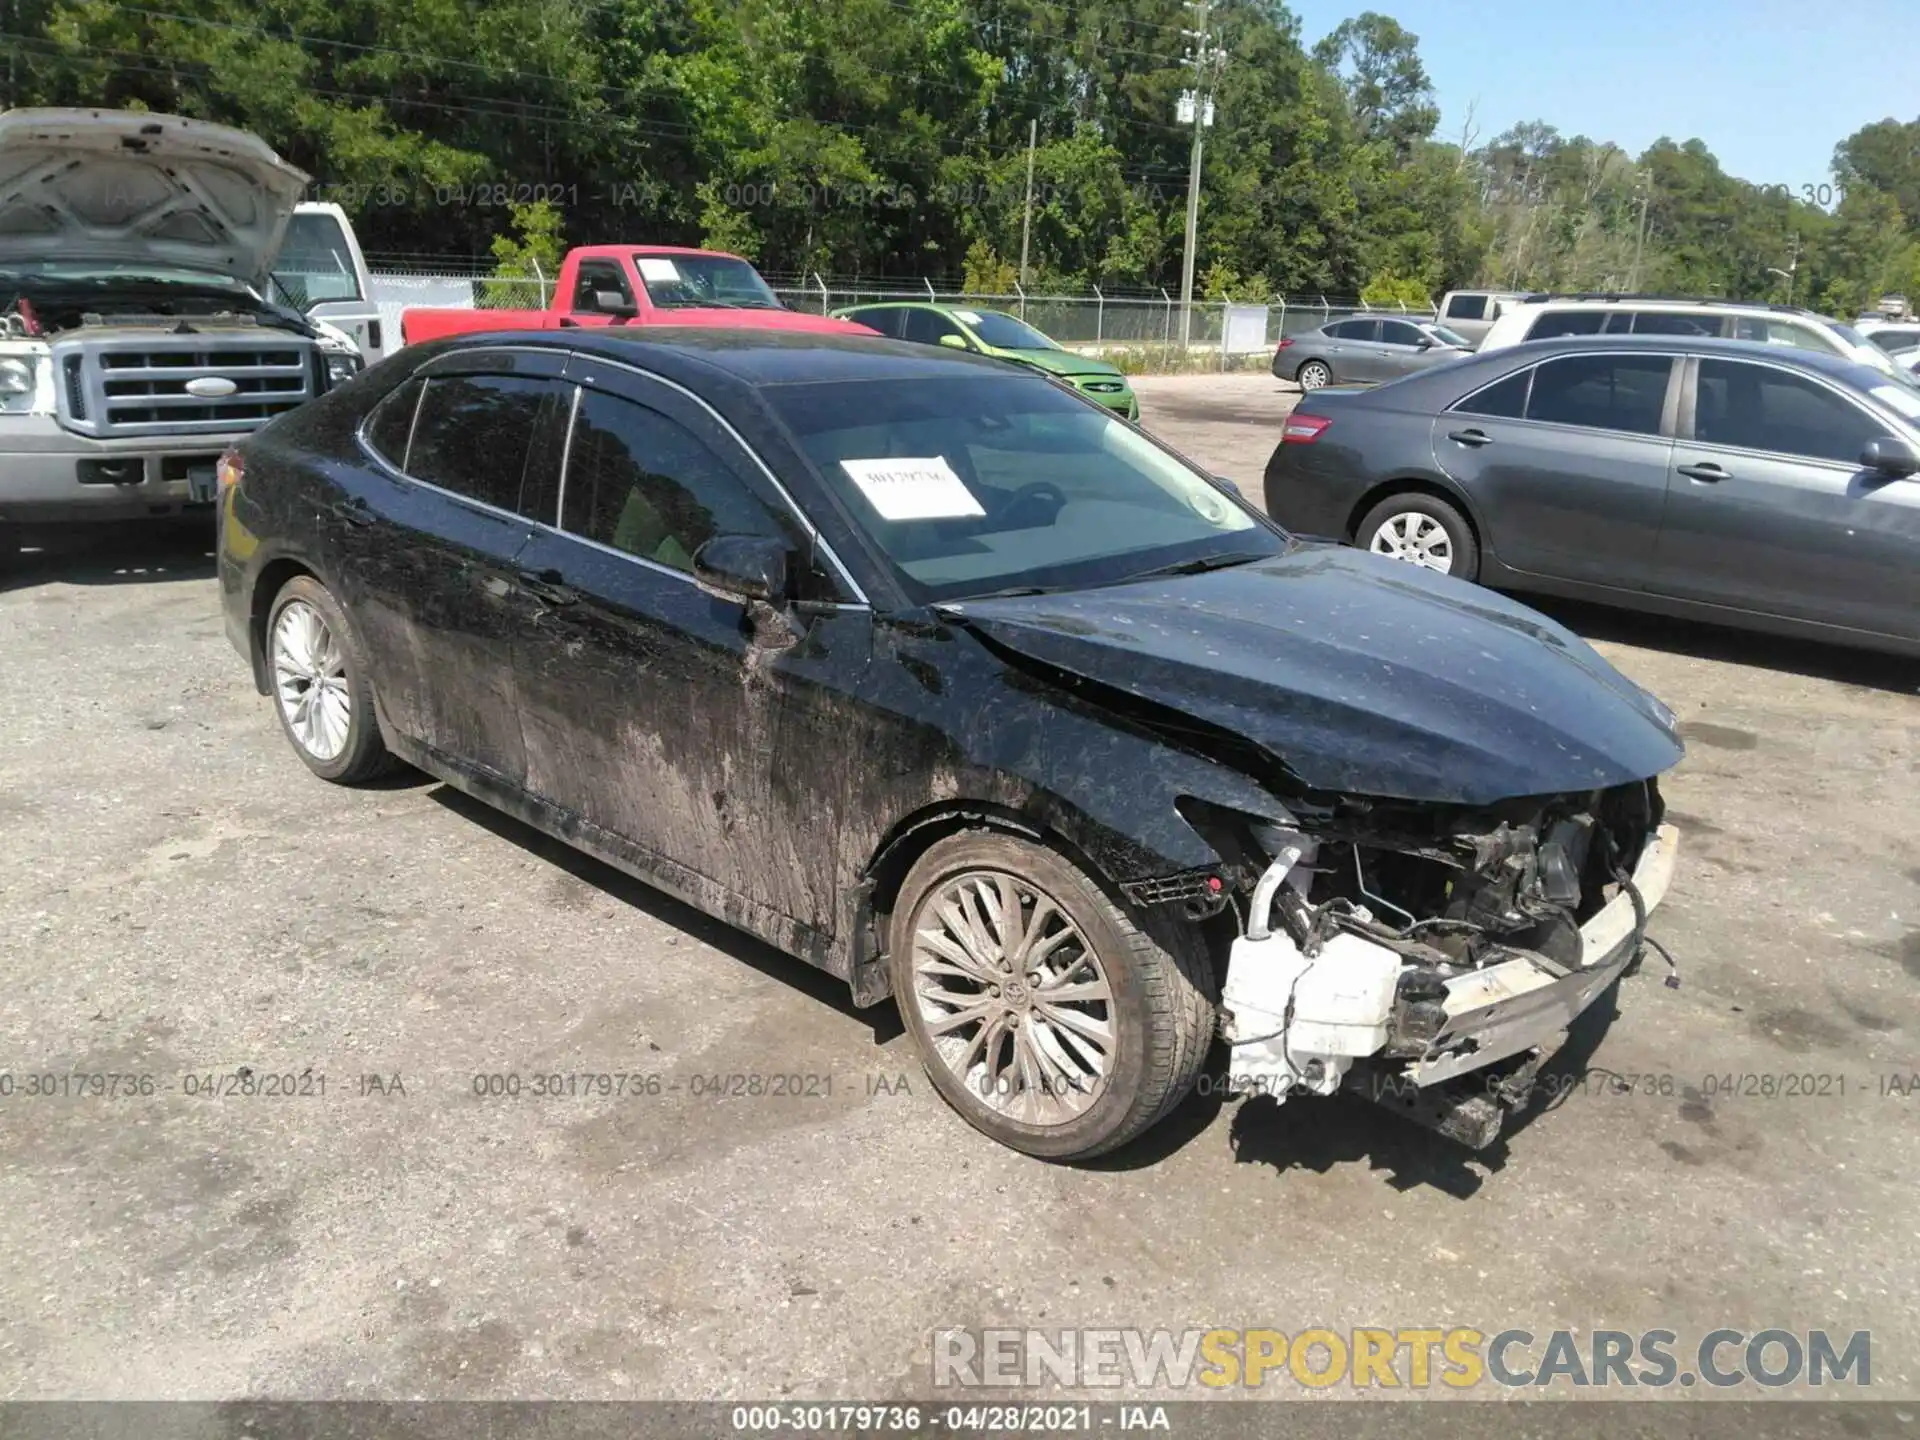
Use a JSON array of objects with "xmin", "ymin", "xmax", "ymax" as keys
[
  {"xmin": 909, "ymin": 870, "xmax": 1115, "ymax": 1126},
  {"xmin": 1298, "ymin": 362, "xmax": 1331, "ymax": 390},
  {"xmin": 1368, "ymin": 511, "xmax": 1455, "ymax": 573},
  {"xmin": 272, "ymin": 599, "xmax": 352, "ymax": 761}
]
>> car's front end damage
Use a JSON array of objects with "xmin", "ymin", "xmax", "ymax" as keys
[
  {"xmin": 938, "ymin": 545, "xmax": 1688, "ymax": 1149},
  {"xmin": 1217, "ymin": 780, "xmax": 1677, "ymax": 1146}
]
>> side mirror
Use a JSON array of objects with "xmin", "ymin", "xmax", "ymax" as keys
[
  {"xmin": 593, "ymin": 289, "xmax": 636, "ymax": 317},
  {"xmin": 938, "ymin": 333, "xmax": 970, "ymax": 350},
  {"xmin": 1860, "ymin": 436, "xmax": 1920, "ymax": 477},
  {"xmin": 693, "ymin": 535, "xmax": 790, "ymax": 604},
  {"xmin": 1212, "ymin": 474, "xmax": 1242, "ymax": 495},
  {"xmin": 1416, "ymin": 337, "xmax": 1435, "ymax": 349}
]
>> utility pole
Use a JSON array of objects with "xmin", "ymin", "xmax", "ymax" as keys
[
  {"xmin": 1176, "ymin": 0, "xmax": 1220, "ymax": 350},
  {"xmin": 1019, "ymin": 118, "xmax": 1038, "ymax": 287},
  {"xmin": 1628, "ymin": 171, "xmax": 1651, "ymax": 291}
]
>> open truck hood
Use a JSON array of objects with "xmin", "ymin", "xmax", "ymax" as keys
[
  {"xmin": 939, "ymin": 545, "xmax": 1683, "ymax": 806},
  {"xmin": 0, "ymin": 108, "xmax": 310, "ymax": 288}
]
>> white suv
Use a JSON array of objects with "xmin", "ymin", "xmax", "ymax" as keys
[{"xmin": 1480, "ymin": 295, "xmax": 1918, "ymax": 387}]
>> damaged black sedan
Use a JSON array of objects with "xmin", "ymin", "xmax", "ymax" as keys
[{"xmin": 217, "ymin": 330, "xmax": 1683, "ymax": 1161}]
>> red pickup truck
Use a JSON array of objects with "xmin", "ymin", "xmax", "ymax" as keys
[{"xmin": 401, "ymin": 245, "xmax": 872, "ymax": 345}]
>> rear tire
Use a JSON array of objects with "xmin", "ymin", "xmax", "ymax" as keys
[
  {"xmin": 265, "ymin": 575, "xmax": 397, "ymax": 784},
  {"xmin": 1296, "ymin": 359, "xmax": 1333, "ymax": 390},
  {"xmin": 889, "ymin": 831, "xmax": 1216, "ymax": 1161},
  {"xmin": 1356, "ymin": 491, "xmax": 1480, "ymax": 581}
]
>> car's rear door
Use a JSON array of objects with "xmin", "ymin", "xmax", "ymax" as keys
[
  {"xmin": 1329, "ymin": 318, "xmax": 1384, "ymax": 380},
  {"xmin": 330, "ymin": 347, "xmax": 569, "ymax": 787},
  {"xmin": 508, "ymin": 356, "xmax": 873, "ymax": 943},
  {"xmin": 1653, "ymin": 355, "xmax": 1920, "ymax": 638},
  {"xmin": 1432, "ymin": 350, "xmax": 1680, "ymax": 588}
]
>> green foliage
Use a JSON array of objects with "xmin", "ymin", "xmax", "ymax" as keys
[
  {"xmin": 961, "ymin": 239, "xmax": 1017, "ymax": 295},
  {"xmin": 1360, "ymin": 271, "xmax": 1431, "ymax": 307},
  {"xmin": 483, "ymin": 201, "xmax": 567, "ymax": 306},
  {"xmin": 5, "ymin": 0, "xmax": 1912, "ymax": 313}
]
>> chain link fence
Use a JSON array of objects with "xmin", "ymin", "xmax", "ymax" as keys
[{"xmin": 366, "ymin": 259, "xmax": 1437, "ymax": 370}]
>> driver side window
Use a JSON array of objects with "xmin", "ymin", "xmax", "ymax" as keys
[{"xmin": 572, "ymin": 260, "xmax": 634, "ymax": 315}]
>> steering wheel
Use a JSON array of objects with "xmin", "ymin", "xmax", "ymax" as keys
[{"xmin": 992, "ymin": 481, "xmax": 1067, "ymax": 530}]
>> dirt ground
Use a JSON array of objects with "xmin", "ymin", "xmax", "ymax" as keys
[{"xmin": 1, "ymin": 370, "xmax": 1916, "ymax": 1403}]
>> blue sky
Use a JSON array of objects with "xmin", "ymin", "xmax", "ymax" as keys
[{"xmin": 1291, "ymin": 0, "xmax": 1919, "ymax": 194}]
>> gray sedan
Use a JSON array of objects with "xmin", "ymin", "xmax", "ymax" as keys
[
  {"xmin": 1262, "ymin": 335, "xmax": 1920, "ymax": 657},
  {"xmin": 1271, "ymin": 316, "xmax": 1474, "ymax": 390}
]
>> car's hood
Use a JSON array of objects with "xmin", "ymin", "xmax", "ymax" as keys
[
  {"xmin": 0, "ymin": 108, "xmax": 310, "ymax": 287},
  {"xmin": 1000, "ymin": 347, "xmax": 1125, "ymax": 380},
  {"xmin": 939, "ymin": 545, "xmax": 1683, "ymax": 805},
  {"xmin": 650, "ymin": 308, "xmax": 876, "ymax": 335}
]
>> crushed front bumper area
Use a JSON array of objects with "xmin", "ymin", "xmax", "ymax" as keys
[{"xmin": 1218, "ymin": 808, "xmax": 1678, "ymax": 1149}]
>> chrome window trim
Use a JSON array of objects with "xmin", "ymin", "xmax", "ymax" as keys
[
  {"xmin": 563, "ymin": 352, "xmax": 872, "ymax": 607},
  {"xmin": 553, "ymin": 383, "xmax": 582, "ymax": 527}
]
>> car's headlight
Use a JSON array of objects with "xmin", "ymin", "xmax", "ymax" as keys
[
  {"xmin": 323, "ymin": 350, "xmax": 364, "ymax": 389},
  {"xmin": 0, "ymin": 353, "xmax": 52, "ymax": 414}
]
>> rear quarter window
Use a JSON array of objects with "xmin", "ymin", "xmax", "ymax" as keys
[{"xmin": 363, "ymin": 377, "xmax": 424, "ymax": 469}]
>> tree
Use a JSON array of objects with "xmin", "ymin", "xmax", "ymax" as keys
[{"xmin": 1311, "ymin": 11, "xmax": 1440, "ymax": 160}]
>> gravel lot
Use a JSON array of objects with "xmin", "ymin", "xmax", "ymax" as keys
[{"xmin": 2, "ymin": 370, "xmax": 1917, "ymax": 1403}]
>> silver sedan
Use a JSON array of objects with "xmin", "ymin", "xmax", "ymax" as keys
[{"xmin": 1272, "ymin": 316, "xmax": 1474, "ymax": 390}]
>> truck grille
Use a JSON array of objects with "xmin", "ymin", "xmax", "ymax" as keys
[{"xmin": 53, "ymin": 334, "xmax": 316, "ymax": 438}]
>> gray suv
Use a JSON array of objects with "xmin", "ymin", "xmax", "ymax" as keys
[{"xmin": 1263, "ymin": 336, "xmax": 1920, "ymax": 657}]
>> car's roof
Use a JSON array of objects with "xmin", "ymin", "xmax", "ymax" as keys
[
  {"xmin": 1508, "ymin": 294, "xmax": 1825, "ymax": 319},
  {"xmin": 841, "ymin": 300, "xmax": 1014, "ymax": 319},
  {"xmin": 1505, "ymin": 334, "xmax": 1863, "ymax": 372},
  {"xmin": 437, "ymin": 326, "xmax": 1019, "ymax": 386}
]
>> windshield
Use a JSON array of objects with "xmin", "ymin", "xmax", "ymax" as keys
[
  {"xmin": 271, "ymin": 212, "xmax": 362, "ymax": 306},
  {"xmin": 769, "ymin": 375, "xmax": 1279, "ymax": 604},
  {"xmin": 1428, "ymin": 324, "xmax": 1472, "ymax": 348},
  {"xmin": 634, "ymin": 254, "xmax": 783, "ymax": 309},
  {"xmin": 955, "ymin": 309, "xmax": 1057, "ymax": 350}
]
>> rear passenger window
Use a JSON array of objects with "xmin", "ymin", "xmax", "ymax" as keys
[
  {"xmin": 1525, "ymin": 311, "xmax": 1606, "ymax": 339},
  {"xmin": 1525, "ymin": 354, "xmax": 1673, "ymax": 435},
  {"xmin": 1453, "ymin": 368, "xmax": 1532, "ymax": 418},
  {"xmin": 1630, "ymin": 311, "xmax": 1722, "ymax": 336},
  {"xmin": 364, "ymin": 377, "xmax": 424, "ymax": 469},
  {"xmin": 561, "ymin": 389, "xmax": 797, "ymax": 574},
  {"xmin": 407, "ymin": 374, "xmax": 557, "ymax": 512}
]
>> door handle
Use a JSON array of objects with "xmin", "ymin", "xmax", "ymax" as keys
[
  {"xmin": 557, "ymin": 317, "xmax": 580, "ymax": 328},
  {"xmin": 1677, "ymin": 462, "xmax": 1730, "ymax": 483},
  {"xmin": 1447, "ymin": 428, "xmax": 1493, "ymax": 448},
  {"xmin": 517, "ymin": 567, "xmax": 578, "ymax": 605},
  {"xmin": 327, "ymin": 497, "xmax": 376, "ymax": 527}
]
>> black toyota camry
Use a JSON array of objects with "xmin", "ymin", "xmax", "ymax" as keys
[{"xmin": 217, "ymin": 329, "xmax": 1684, "ymax": 1161}]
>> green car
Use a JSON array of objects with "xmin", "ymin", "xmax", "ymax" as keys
[{"xmin": 831, "ymin": 302, "xmax": 1139, "ymax": 420}]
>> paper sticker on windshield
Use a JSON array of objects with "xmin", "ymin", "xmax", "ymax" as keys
[
  {"xmin": 951, "ymin": 309, "xmax": 983, "ymax": 325},
  {"xmin": 636, "ymin": 257, "xmax": 681, "ymax": 282},
  {"xmin": 841, "ymin": 457, "xmax": 986, "ymax": 521}
]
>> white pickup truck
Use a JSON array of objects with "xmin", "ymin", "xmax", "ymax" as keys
[{"xmin": 0, "ymin": 108, "xmax": 363, "ymax": 542}]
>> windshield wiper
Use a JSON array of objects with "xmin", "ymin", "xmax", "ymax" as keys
[
  {"xmin": 935, "ymin": 584, "xmax": 1055, "ymax": 606},
  {"xmin": 1118, "ymin": 550, "xmax": 1271, "ymax": 583}
]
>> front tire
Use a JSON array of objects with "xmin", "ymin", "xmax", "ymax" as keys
[
  {"xmin": 1356, "ymin": 491, "xmax": 1480, "ymax": 580},
  {"xmin": 1296, "ymin": 359, "xmax": 1333, "ymax": 390},
  {"xmin": 889, "ymin": 832, "xmax": 1216, "ymax": 1161},
  {"xmin": 266, "ymin": 575, "xmax": 395, "ymax": 784}
]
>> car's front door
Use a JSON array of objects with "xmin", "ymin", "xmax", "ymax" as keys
[
  {"xmin": 1433, "ymin": 350, "xmax": 1680, "ymax": 588},
  {"xmin": 509, "ymin": 360, "xmax": 873, "ymax": 946},
  {"xmin": 1375, "ymin": 318, "xmax": 1437, "ymax": 379},
  {"xmin": 325, "ymin": 350, "xmax": 569, "ymax": 787},
  {"xmin": 1653, "ymin": 355, "xmax": 1920, "ymax": 638}
]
